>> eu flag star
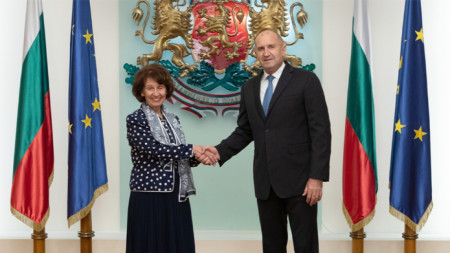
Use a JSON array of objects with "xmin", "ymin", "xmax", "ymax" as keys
[
  {"xmin": 82, "ymin": 29, "xmax": 93, "ymax": 44},
  {"xmin": 92, "ymin": 98, "xmax": 101, "ymax": 112},
  {"xmin": 414, "ymin": 126, "xmax": 427, "ymax": 141},
  {"xmin": 415, "ymin": 28, "xmax": 424, "ymax": 43},
  {"xmin": 81, "ymin": 114, "xmax": 92, "ymax": 129},
  {"xmin": 395, "ymin": 119, "xmax": 406, "ymax": 133}
]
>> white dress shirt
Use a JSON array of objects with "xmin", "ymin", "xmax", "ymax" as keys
[{"xmin": 260, "ymin": 62, "xmax": 286, "ymax": 104}]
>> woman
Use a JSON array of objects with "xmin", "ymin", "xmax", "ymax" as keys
[{"xmin": 125, "ymin": 64, "xmax": 209, "ymax": 253}]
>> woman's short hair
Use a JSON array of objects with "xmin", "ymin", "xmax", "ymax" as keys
[{"xmin": 132, "ymin": 64, "xmax": 174, "ymax": 102}]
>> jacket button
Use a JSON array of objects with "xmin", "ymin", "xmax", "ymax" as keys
[{"xmin": 265, "ymin": 129, "xmax": 269, "ymax": 133}]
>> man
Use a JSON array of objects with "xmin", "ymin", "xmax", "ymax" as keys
[{"xmin": 203, "ymin": 29, "xmax": 331, "ymax": 253}]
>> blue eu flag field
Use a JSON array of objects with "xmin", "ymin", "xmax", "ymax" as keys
[
  {"xmin": 389, "ymin": 0, "xmax": 432, "ymax": 232},
  {"xmin": 68, "ymin": 0, "xmax": 108, "ymax": 227}
]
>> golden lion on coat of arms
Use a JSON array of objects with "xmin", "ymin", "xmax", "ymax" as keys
[
  {"xmin": 244, "ymin": 0, "xmax": 309, "ymax": 76},
  {"xmin": 132, "ymin": 0, "xmax": 197, "ymax": 77}
]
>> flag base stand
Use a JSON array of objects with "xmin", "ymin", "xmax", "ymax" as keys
[
  {"xmin": 403, "ymin": 224, "xmax": 417, "ymax": 253},
  {"xmin": 32, "ymin": 228, "xmax": 47, "ymax": 253},
  {"xmin": 79, "ymin": 212, "xmax": 95, "ymax": 253},
  {"xmin": 350, "ymin": 228, "xmax": 365, "ymax": 253}
]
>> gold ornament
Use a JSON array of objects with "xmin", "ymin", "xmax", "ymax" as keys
[{"xmin": 132, "ymin": 0, "xmax": 197, "ymax": 77}]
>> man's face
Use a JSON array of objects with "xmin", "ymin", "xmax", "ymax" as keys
[{"xmin": 254, "ymin": 30, "xmax": 286, "ymax": 75}]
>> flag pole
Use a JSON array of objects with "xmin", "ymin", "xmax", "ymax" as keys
[
  {"xmin": 79, "ymin": 211, "xmax": 94, "ymax": 253},
  {"xmin": 32, "ymin": 228, "xmax": 47, "ymax": 253},
  {"xmin": 350, "ymin": 228, "xmax": 365, "ymax": 253},
  {"xmin": 403, "ymin": 224, "xmax": 417, "ymax": 253}
]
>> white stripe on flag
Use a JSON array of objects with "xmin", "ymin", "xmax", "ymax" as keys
[
  {"xmin": 353, "ymin": 0, "xmax": 371, "ymax": 66},
  {"xmin": 23, "ymin": 0, "xmax": 43, "ymax": 62}
]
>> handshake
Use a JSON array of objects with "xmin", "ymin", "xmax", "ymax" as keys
[{"xmin": 193, "ymin": 145, "xmax": 220, "ymax": 166}]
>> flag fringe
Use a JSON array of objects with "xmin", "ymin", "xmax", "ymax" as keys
[
  {"xmin": 10, "ymin": 169, "xmax": 54, "ymax": 232},
  {"xmin": 389, "ymin": 201, "xmax": 433, "ymax": 232},
  {"xmin": 11, "ymin": 206, "xmax": 49, "ymax": 232},
  {"xmin": 67, "ymin": 183, "xmax": 108, "ymax": 228},
  {"xmin": 342, "ymin": 196, "xmax": 377, "ymax": 232}
]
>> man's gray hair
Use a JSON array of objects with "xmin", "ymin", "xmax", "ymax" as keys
[{"xmin": 254, "ymin": 29, "xmax": 286, "ymax": 46}]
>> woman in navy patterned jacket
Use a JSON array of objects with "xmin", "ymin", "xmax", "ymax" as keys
[{"xmin": 125, "ymin": 64, "xmax": 212, "ymax": 253}]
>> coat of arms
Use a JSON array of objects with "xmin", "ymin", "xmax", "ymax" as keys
[{"xmin": 124, "ymin": 0, "xmax": 315, "ymax": 117}]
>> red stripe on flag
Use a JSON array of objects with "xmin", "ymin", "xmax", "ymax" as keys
[
  {"xmin": 343, "ymin": 117, "xmax": 376, "ymax": 225},
  {"xmin": 11, "ymin": 92, "xmax": 53, "ymax": 225}
]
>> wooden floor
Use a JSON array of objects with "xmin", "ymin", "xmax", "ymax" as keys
[{"xmin": 1, "ymin": 239, "xmax": 450, "ymax": 253}]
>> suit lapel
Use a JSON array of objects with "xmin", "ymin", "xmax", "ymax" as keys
[{"xmin": 266, "ymin": 64, "xmax": 294, "ymax": 117}]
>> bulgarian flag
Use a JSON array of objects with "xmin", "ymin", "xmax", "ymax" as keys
[
  {"xmin": 342, "ymin": 0, "xmax": 378, "ymax": 231},
  {"xmin": 11, "ymin": 0, "xmax": 54, "ymax": 231}
]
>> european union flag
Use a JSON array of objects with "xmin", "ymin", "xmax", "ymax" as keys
[
  {"xmin": 68, "ymin": 0, "xmax": 108, "ymax": 227},
  {"xmin": 389, "ymin": 0, "xmax": 432, "ymax": 232}
]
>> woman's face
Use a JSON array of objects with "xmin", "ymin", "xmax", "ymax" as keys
[{"xmin": 141, "ymin": 78, "xmax": 167, "ymax": 112}]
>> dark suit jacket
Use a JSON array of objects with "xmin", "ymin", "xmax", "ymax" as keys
[{"xmin": 216, "ymin": 63, "xmax": 331, "ymax": 200}]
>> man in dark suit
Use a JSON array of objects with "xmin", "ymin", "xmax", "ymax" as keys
[{"xmin": 203, "ymin": 29, "xmax": 331, "ymax": 253}]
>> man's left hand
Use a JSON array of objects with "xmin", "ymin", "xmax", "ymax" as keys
[{"xmin": 302, "ymin": 178, "xmax": 323, "ymax": 206}]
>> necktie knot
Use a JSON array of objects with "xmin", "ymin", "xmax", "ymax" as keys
[{"xmin": 262, "ymin": 75, "xmax": 274, "ymax": 116}]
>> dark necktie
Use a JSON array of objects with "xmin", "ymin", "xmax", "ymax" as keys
[{"xmin": 262, "ymin": 75, "xmax": 274, "ymax": 116}]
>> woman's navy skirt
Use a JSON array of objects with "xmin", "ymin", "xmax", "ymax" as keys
[{"xmin": 126, "ymin": 177, "xmax": 195, "ymax": 253}]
